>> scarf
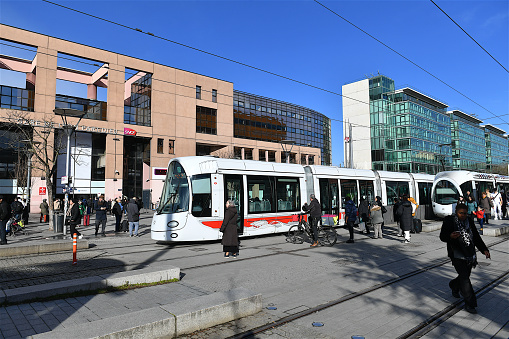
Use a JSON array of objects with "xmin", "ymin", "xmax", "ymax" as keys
[{"xmin": 453, "ymin": 215, "xmax": 477, "ymax": 267}]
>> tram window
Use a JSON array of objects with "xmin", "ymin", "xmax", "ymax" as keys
[
  {"xmin": 418, "ymin": 182, "xmax": 432, "ymax": 205},
  {"xmin": 460, "ymin": 181, "xmax": 473, "ymax": 198},
  {"xmin": 385, "ymin": 181, "xmax": 409, "ymax": 205},
  {"xmin": 340, "ymin": 179, "xmax": 358, "ymax": 206},
  {"xmin": 320, "ymin": 178, "xmax": 339, "ymax": 214},
  {"xmin": 157, "ymin": 161, "xmax": 189, "ymax": 214},
  {"xmin": 359, "ymin": 180, "xmax": 375, "ymax": 204},
  {"xmin": 276, "ymin": 177, "xmax": 300, "ymax": 212},
  {"xmin": 191, "ymin": 174, "xmax": 211, "ymax": 217},
  {"xmin": 475, "ymin": 181, "xmax": 493, "ymax": 198},
  {"xmin": 248, "ymin": 176, "xmax": 275, "ymax": 213},
  {"xmin": 433, "ymin": 180, "xmax": 459, "ymax": 205}
]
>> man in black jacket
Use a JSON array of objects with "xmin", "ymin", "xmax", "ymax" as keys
[
  {"xmin": 440, "ymin": 203, "xmax": 490, "ymax": 314},
  {"xmin": 69, "ymin": 198, "xmax": 82, "ymax": 239},
  {"xmin": 94, "ymin": 195, "xmax": 108, "ymax": 236},
  {"xmin": 304, "ymin": 194, "xmax": 321, "ymax": 247},
  {"xmin": 0, "ymin": 195, "xmax": 10, "ymax": 245},
  {"xmin": 127, "ymin": 198, "xmax": 140, "ymax": 237}
]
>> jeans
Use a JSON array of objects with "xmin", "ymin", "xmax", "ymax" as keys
[
  {"xmin": 129, "ymin": 221, "xmax": 139, "ymax": 236},
  {"xmin": 477, "ymin": 218, "xmax": 484, "ymax": 229},
  {"xmin": 347, "ymin": 220, "xmax": 354, "ymax": 240},
  {"xmin": 450, "ymin": 258, "xmax": 477, "ymax": 307}
]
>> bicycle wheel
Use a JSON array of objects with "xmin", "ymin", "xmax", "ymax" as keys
[
  {"xmin": 287, "ymin": 225, "xmax": 304, "ymax": 244},
  {"xmin": 317, "ymin": 226, "xmax": 337, "ymax": 246}
]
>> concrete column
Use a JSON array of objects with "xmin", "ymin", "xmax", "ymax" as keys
[
  {"xmin": 265, "ymin": 150, "xmax": 268, "ymax": 162},
  {"xmin": 306, "ymin": 154, "xmax": 309, "ymax": 165},
  {"xmin": 26, "ymin": 72, "xmax": 36, "ymax": 90},
  {"xmin": 87, "ymin": 84, "xmax": 97, "ymax": 100},
  {"xmin": 241, "ymin": 147, "xmax": 245, "ymax": 160}
]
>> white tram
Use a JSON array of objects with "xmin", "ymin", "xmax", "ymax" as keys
[
  {"xmin": 431, "ymin": 171, "xmax": 509, "ymax": 218},
  {"xmin": 151, "ymin": 157, "xmax": 434, "ymax": 242}
]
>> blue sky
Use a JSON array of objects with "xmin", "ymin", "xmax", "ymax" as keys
[{"xmin": 1, "ymin": 0, "xmax": 508, "ymax": 165}]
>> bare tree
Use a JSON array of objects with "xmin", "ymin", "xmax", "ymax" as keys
[
  {"xmin": 212, "ymin": 147, "xmax": 236, "ymax": 159},
  {"xmin": 1, "ymin": 110, "xmax": 68, "ymax": 230}
]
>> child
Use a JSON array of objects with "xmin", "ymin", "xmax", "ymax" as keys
[{"xmin": 474, "ymin": 206, "xmax": 485, "ymax": 230}]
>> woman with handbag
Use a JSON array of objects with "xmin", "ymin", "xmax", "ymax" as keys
[{"xmin": 220, "ymin": 200, "xmax": 239, "ymax": 258}]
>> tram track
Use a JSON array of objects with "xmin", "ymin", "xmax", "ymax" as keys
[{"xmin": 225, "ymin": 236, "xmax": 509, "ymax": 339}]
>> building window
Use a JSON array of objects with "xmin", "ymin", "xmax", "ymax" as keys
[
  {"xmin": 157, "ymin": 138, "xmax": 164, "ymax": 154},
  {"xmin": 196, "ymin": 86, "xmax": 201, "ymax": 100},
  {"xmin": 169, "ymin": 140, "xmax": 175, "ymax": 154},
  {"xmin": 212, "ymin": 89, "xmax": 217, "ymax": 103},
  {"xmin": 124, "ymin": 73, "xmax": 152, "ymax": 127},
  {"xmin": 91, "ymin": 134, "xmax": 106, "ymax": 181},
  {"xmin": 196, "ymin": 106, "xmax": 217, "ymax": 135}
]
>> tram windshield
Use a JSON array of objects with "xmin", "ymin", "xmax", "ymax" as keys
[
  {"xmin": 157, "ymin": 161, "xmax": 189, "ymax": 214},
  {"xmin": 433, "ymin": 180, "xmax": 459, "ymax": 205}
]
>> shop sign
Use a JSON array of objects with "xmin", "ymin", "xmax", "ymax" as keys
[
  {"xmin": 14, "ymin": 118, "xmax": 124, "ymax": 135},
  {"xmin": 124, "ymin": 128, "xmax": 137, "ymax": 136},
  {"xmin": 39, "ymin": 187, "xmax": 46, "ymax": 195}
]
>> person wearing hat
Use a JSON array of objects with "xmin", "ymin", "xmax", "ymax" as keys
[{"xmin": 0, "ymin": 195, "xmax": 10, "ymax": 245}]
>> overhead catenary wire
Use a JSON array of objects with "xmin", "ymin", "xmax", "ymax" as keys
[
  {"xmin": 313, "ymin": 0, "xmax": 507, "ymax": 126},
  {"xmin": 39, "ymin": 1, "xmax": 507, "ymax": 128},
  {"xmin": 429, "ymin": 0, "xmax": 509, "ymax": 73}
]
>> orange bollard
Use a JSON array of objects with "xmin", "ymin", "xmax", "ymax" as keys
[{"xmin": 72, "ymin": 233, "xmax": 77, "ymax": 265}]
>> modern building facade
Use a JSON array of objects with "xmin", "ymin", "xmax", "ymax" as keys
[
  {"xmin": 343, "ymin": 75, "xmax": 508, "ymax": 174},
  {"xmin": 0, "ymin": 25, "xmax": 330, "ymax": 211}
]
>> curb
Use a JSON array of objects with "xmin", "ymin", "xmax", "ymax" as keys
[
  {"xmin": 1, "ymin": 265, "xmax": 180, "ymax": 305},
  {"xmin": 29, "ymin": 287, "xmax": 262, "ymax": 339},
  {"xmin": 482, "ymin": 225, "xmax": 509, "ymax": 237},
  {"xmin": 0, "ymin": 240, "xmax": 90, "ymax": 257}
]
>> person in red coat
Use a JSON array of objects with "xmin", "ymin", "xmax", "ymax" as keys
[{"xmin": 220, "ymin": 200, "xmax": 239, "ymax": 258}]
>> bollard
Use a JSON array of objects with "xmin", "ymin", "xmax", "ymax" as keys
[{"xmin": 72, "ymin": 233, "xmax": 77, "ymax": 265}]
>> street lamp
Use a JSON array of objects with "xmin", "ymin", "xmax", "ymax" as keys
[
  {"xmin": 54, "ymin": 108, "xmax": 86, "ymax": 235},
  {"xmin": 280, "ymin": 140, "xmax": 295, "ymax": 164}
]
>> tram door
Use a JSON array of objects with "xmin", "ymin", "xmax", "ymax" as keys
[{"xmin": 224, "ymin": 175, "xmax": 244, "ymax": 235}]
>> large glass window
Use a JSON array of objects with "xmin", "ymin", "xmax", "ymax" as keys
[
  {"xmin": 212, "ymin": 89, "xmax": 217, "ymax": 103},
  {"xmin": 460, "ymin": 181, "xmax": 473, "ymax": 198},
  {"xmin": 320, "ymin": 178, "xmax": 339, "ymax": 214},
  {"xmin": 385, "ymin": 181, "xmax": 410, "ymax": 205},
  {"xmin": 276, "ymin": 177, "xmax": 300, "ymax": 212},
  {"xmin": 124, "ymin": 72, "xmax": 152, "ymax": 127},
  {"xmin": 91, "ymin": 134, "xmax": 106, "ymax": 181},
  {"xmin": 157, "ymin": 161, "xmax": 189, "ymax": 214},
  {"xmin": 340, "ymin": 179, "xmax": 358, "ymax": 206},
  {"xmin": 418, "ymin": 182, "xmax": 432, "ymax": 205},
  {"xmin": 359, "ymin": 180, "xmax": 375, "ymax": 203},
  {"xmin": 433, "ymin": 180, "xmax": 459, "ymax": 205},
  {"xmin": 475, "ymin": 181, "xmax": 493, "ymax": 198},
  {"xmin": 196, "ymin": 106, "xmax": 217, "ymax": 135},
  {"xmin": 196, "ymin": 86, "xmax": 201, "ymax": 100},
  {"xmin": 248, "ymin": 176, "xmax": 274, "ymax": 213},
  {"xmin": 191, "ymin": 174, "xmax": 211, "ymax": 217}
]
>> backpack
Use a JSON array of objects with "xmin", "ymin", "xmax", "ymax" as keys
[{"xmin": 12, "ymin": 201, "xmax": 23, "ymax": 214}]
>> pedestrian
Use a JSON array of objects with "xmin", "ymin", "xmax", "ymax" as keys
[
  {"xmin": 303, "ymin": 194, "xmax": 321, "ymax": 247},
  {"xmin": 393, "ymin": 197, "xmax": 402, "ymax": 236},
  {"xmin": 220, "ymin": 200, "xmax": 239, "ymax": 258},
  {"xmin": 375, "ymin": 196, "xmax": 387, "ymax": 232},
  {"xmin": 39, "ymin": 198, "xmax": 49, "ymax": 222},
  {"xmin": 127, "ymin": 197, "xmax": 140, "ymax": 237},
  {"xmin": 479, "ymin": 192, "xmax": 491, "ymax": 225},
  {"xmin": 408, "ymin": 196, "xmax": 419, "ymax": 218},
  {"xmin": 78, "ymin": 200, "xmax": 86, "ymax": 219},
  {"xmin": 474, "ymin": 206, "xmax": 484, "ymax": 230},
  {"xmin": 0, "ymin": 195, "xmax": 10, "ymax": 245},
  {"xmin": 440, "ymin": 203, "xmax": 490, "ymax": 314},
  {"xmin": 54, "ymin": 198, "xmax": 61, "ymax": 213},
  {"xmin": 22, "ymin": 198, "xmax": 29, "ymax": 225},
  {"xmin": 68, "ymin": 198, "xmax": 82, "ymax": 239},
  {"xmin": 501, "ymin": 190, "xmax": 507, "ymax": 219},
  {"xmin": 112, "ymin": 198, "xmax": 123, "ymax": 232},
  {"xmin": 136, "ymin": 197, "xmax": 143, "ymax": 214},
  {"xmin": 94, "ymin": 195, "xmax": 108, "ymax": 236},
  {"xmin": 490, "ymin": 189, "xmax": 502, "ymax": 220},
  {"xmin": 369, "ymin": 204, "xmax": 384, "ymax": 239},
  {"xmin": 344, "ymin": 195, "xmax": 357, "ymax": 243},
  {"xmin": 396, "ymin": 195, "xmax": 413, "ymax": 243},
  {"xmin": 466, "ymin": 196, "xmax": 477, "ymax": 222},
  {"xmin": 358, "ymin": 196, "xmax": 370, "ymax": 235},
  {"xmin": 11, "ymin": 197, "xmax": 24, "ymax": 222}
]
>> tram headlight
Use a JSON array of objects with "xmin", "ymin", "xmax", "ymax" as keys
[{"xmin": 167, "ymin": 220, "xmax": 179, "ymax": 228}]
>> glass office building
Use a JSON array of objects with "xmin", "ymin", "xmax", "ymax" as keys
[
  {"xmin": 449, "ymin": 110, "xmax": 486, "ymax": 170},
  {"xmin": 369, "ymin": 75, "xmax": 451, "ymax": 174},
  {"xmin": 233, "ymin": 91, "xmax": 332, "ymax": 165},
  {"xmin": 485, "ymin": 124, "xmax": 509, "ymax": 169}
]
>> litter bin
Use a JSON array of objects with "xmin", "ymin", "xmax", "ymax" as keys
[{"xmin": 53, "ymin": 212, "xmax": 64, "ymax": 233}]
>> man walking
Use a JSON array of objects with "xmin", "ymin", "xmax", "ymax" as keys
[
  {"xmin": 127, "ymin": 197, "xmax": 140, "ymax": 237},
  {"xmin": 0, "ymin": 196, "xmax": 10, "ymax": 245},
  {"xmin": 94, "ymin": 195, "xmax": 108, "ymax": 236},
  {"xmin": 440, "ymin": 204, "xmax": 490, "ymax": 314}
]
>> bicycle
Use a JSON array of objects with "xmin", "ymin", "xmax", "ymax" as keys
[{"xmin": 286, "ymin": 213, "xmax": 337, "ymax": 246}]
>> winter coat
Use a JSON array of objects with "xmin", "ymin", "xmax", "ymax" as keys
[
  {"xmin": 69, "ymin": 203, "xmax": 81, "ymax": 225},
  {"xmin": 112, "ymin": 202, "xmax": 122, "ymax": 216},
  {"xmin": 0, "ymin": 200, "xmax": 11, "ymax": 221},
  {"xmin": 126, "ymin": 199, "xmax": 140, "ymax": 222},
  {"xmin": 304, "ymin": 199, "xmax": 321, "ymax": 218},
  {"xmin": 479, "ymin": 197, "xmax": 491, "ymax": 213},
  {"xmin": 393, "ymin": 201, "xmax": 401, "ymax": 222},
  {"xmin": 344, "ymin": 200, "xmax": 357, "ymax": 221},
  {"xmin": 358, "ymin": 200, "xmax": 370, "ymax": 222},
  {"xmin": 439, "ymin": 215, "xmax": 488, "ymax": 260},
  {"xmin": 220, "ymin": 206, "xmax": 239, "ymax": 247},
  {"xmin": 39, "ymin": 202, "xmax": 49, "ymax": 215},
  {"xmin": 396, "ymin": 200, "xmax": 413, "ymax": 231},
  {"xmin": 370, "ymin": 205, "xmax": 384, "ymax": 224},
  {"xmin": 94, "ymin": 200, "xmax": 108, "ymax": 221},
  {"xmin": 467, "ymin": 201, "xmax": 477, "ymax": 215}
]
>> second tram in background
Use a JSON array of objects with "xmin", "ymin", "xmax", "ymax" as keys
[
  {"xmin": 151, "ymin": 156, "xmax": 435, "ymax": 242},
  {"xmin": 432, "ymin": 171, "xmax": 509, "ymax": 218}
]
